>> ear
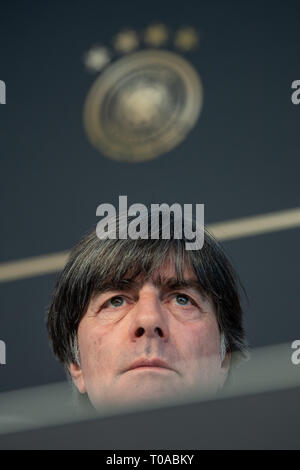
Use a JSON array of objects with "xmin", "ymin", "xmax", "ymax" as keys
[
  {"xmin": 219, "ymin": 351, "xmax": 231, "ymax": 388},
  {"xmin": 68, "ymin": 362, "xmax": 87, "ymax": 394}
]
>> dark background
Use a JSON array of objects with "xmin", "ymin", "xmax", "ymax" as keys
[{"xmin": 0, "ymin": 0, "xmax": 299, "ymax": 392}]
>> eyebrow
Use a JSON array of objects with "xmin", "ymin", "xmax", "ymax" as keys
[
  {"xmin": 92, "ymin": 276, "xmax": 207, "ymax": 301},
  {"xmin": 152, "ymin": 276, "xmax": 208, "ymax": 301},
  {"xmin": 152, "ymin": 276, "xmax": 204, "ymax": 292}
]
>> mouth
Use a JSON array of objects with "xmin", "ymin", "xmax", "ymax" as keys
[{"xmin": 125, "ymin": 358, "xmax": 175, "ymax": 373}]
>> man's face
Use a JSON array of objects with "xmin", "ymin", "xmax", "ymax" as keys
[{"xmin": 69, "ymin": 260, "xmax": 230, "ymax": 410}]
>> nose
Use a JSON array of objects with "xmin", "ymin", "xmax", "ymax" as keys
[{"xmin": 129, "ymin": 285, "xmax": 169, "ymax": 342}]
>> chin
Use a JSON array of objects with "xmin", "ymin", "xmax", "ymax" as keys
[{"xmin": 92, "ymin": 381, "xmax": 194, "ymax": 412}]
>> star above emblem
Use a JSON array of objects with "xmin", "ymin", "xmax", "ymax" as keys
[
  {"xmin": 114, "ymin": 30, "xmax": 139, "ymax": 53},
  {"xmin": 84, "ymin": 46, "xmax": 111, "ymax": 72},
  {"xmin": 174, "ymin": 27, "xmax": 199, "ymax": 51},
  {"xmin": 144, "ymin": 23, "xmax": 169, "ymax": 47}
]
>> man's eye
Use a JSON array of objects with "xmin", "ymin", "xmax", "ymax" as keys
[
  {"xmin": 174, "ymin": 294, "xmax": 192, "ymax": 306},
  {"xmin": 106, "ymin": 296, "xmax": 125, "ymax": 308}
]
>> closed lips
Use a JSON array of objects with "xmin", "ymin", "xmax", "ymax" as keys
[{"xmin": 126, "ymin": 358, "xmax": 173, "ymax": 372}]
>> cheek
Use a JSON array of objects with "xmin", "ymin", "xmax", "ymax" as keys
[
  {"xmin": 182, "ymin": 319, "xmax": 221, "ymax": 359},
  {"xmin": 77, "ymin": 321, "xmax": 106, "ymax": 370}
]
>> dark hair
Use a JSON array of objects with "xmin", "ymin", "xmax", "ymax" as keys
[{"xmin": 47, "ymin": 212, "xmax": 248, "ymax": 372}]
